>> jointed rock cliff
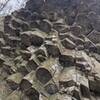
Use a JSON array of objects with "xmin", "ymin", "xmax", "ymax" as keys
[{"xmin": 0, "ymin": 0, "xmax": 100, "ymax": 100}]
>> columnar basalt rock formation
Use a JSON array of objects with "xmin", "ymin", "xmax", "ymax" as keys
[{"xmin": 0, "ymin": 0, "xmax": 100, "ymax": 100}]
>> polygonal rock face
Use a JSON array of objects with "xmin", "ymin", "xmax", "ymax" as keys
[
  {"xmin": 1, "ymin": 0, "xmax": 100, "ymax": 100},
  {"xmin": 49, "ymin": 93, "xmax": 73, "ymax": 100},
  {"xmin": 59, "ymin": 54, "xmax": 75, "ymax": 67},
  {"xmin": 34, "ymin": 48, "xmax": 47, "ymax": 62},
  {"xmin": 44, "ymin": 83, "xmax": 59, "ymax": 95},
  {"xmin": 4, "ymin": 23, "xmax": 21, "ymax": 36},
  {"xmin": 6, "ymin": 90, "xmax": 22, "ymax": 100},
  {"xmin": 7, "ymin": 36, "xmax": 21, "ymax": 48},
  {"xmin": 70, "ymin": 25, "xmax": 82, "ymax": 36},
  {"xmin": 61, "ymin": 38, "xmax": 76, "ymax": 49},
  {"xmin": 26, "ymin": 59, "xmax": 39, "ymax": 71},
  {"xmin": 0, "ymin": 81, "xmax": 12, "ymax": 100},
  {"xmin": 45, "ymin": 43, "xmax": 61, "ymax": 57},
  {"xmin": 87, "ymin": 30, "xmax": 100, "ymax": 43},
  {"xmin": 11, "ymin": 19, "xmax": 29, "ymax": 31},
  {"xmin": 30, "ymin": 34, "xmax": 44, "ymax": 47},
  {"xmin": 89, "ymin": 76, "xmax": 100, "ymax": 94},
  {"xmin": 21, "ymin": 31, "xmax": 44, "ymax": 48},
  {"xmin": 76, "ymin": 14, "xmax": 93, "ymax": 35},
  {"xmin": 88, "ymin": 12, "xmax": 100, "ymax": 32},
  {"xmin": 96, "ymin": 44, "xmax": 100, "ymax": 54},
  {"xmin": 25, "ymin": 0, "xmax": 44, "ymax": 12},
  {"xmin": 20, "ymin": 32, "xmax": 31, "ymax": 48},
  {"xmin": 19, "ymin": 79, "xmax": 32, "ymax": 92},
  {"xmin": 53, "ymin": 20, "xmax": 69, "ymax": 33},
  {"xmin": 39, "ymin": 19, "xmax": 52, "ymax": 33},
  {"xmin": 36, "ymin": 68, "xmax": 52, "ymax": 84}
]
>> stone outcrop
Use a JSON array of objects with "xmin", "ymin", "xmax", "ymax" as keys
[{"xmin": 0, "ymin": 0, "xmax": 100, "ymax": 100}]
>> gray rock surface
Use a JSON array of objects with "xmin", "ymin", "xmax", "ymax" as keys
[{"xmin": 0, "ymin": 0, "xmax": 100, "ymax": 100}]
